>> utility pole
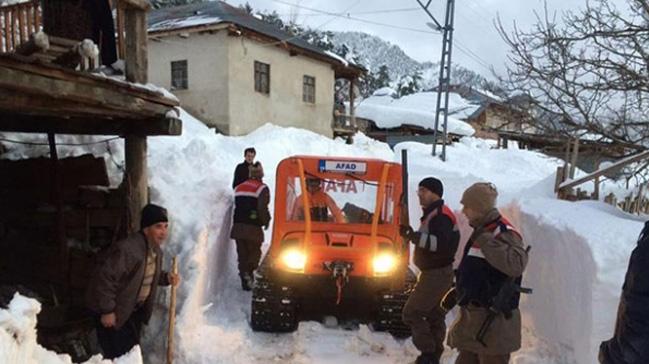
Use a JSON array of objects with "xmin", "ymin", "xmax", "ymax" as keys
[{"xmin": 416, "ymin": 0, "xmax": 456, "ymax": 161}]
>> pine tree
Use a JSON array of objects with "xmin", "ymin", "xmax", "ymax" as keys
[{"xmin": 374, "ymin": 65, "xmax": 391, "ymax": 89}]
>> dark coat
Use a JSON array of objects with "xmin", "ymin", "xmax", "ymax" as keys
[
  {"xmin": 232, "ymin": 161, "xmax": 252, "ymax": 189},
  {"xmin": 85, "ymin": 232, "xmax": 170, "ymax": 329},
  {"xmin": 414, "ymin": 199, "xmax": 460, "ymax": 271},
  {"xmin": 599, "ymin": 222, "xmax": 649, "ymax": 364},
  {"xmin": 231, "ymin": 179, "xmax": 271, "ymax": 242}
]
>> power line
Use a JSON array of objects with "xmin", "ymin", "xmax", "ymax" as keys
[
  {"xmin": 268, "ymin": 0, "xmax": 440, "ymax": 34},
  {"xmin": 268, "ymin": 7, "xmax": 421, "ymax": 17}
]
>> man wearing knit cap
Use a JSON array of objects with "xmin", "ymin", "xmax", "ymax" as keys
[
  {"xmin": 448, "ymin": 182, "xmax": 529, "ymax": 364},
  {"xmin": 400, "ymin": 177, "xmax": 460, "ymax": 364},
  {"xmin": 231, "ymin": 162, "xmax": 271, "ymax": 290},
  {"xmin": 86, "ymin": 203, "xmax": 180, "ymax": 359}
]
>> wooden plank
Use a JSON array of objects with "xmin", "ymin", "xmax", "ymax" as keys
[
  {"xmin": 0, "ymin": 66, "xmax": 172, "ymax": 117},
  {"xmin": 5, "ymin": 9, "xmax": 12, "ymax": 51},
  {"xmin": 125, "ymin": 8, "xmax": 148, "ymax": 83},
  {"xmin": 559, "ymin": 150, "xmax": 649, "ymax": 191},
  {"xmin": 33, "ymin": 0, "xmax": 39, "ymax": 32},
  {"xmin": 0, "ymin": 111, "xmax": 182, "ymax": 136},
  {"xmin": 125, "ymin": 136, "xmax": 148, "ymax": 233},
  {"xmin": 0, "ymin": 54, "xmax": 179, "ymax": 107},
  {"xmin": 17, "ymin": 4, "xmax": 25, "ymax": 45},
  {"xmin": 121, "ymin": 0, "xmax": 152, "ymax": 11},
  {"xmin": 0, "ymin": 154, "xmax": 109, "ymax": 190},
  {"xmin": 116, "ymin": 4, "xmax": 125, "ymax": 59},
  {"xmin": 26, "ymin": 4, "xmax": 33, "ymax": 36}
]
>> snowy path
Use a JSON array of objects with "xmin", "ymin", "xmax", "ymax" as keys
[{"xmin": 1, "ymin": 110, "xmax": 642, "ymax": 364}]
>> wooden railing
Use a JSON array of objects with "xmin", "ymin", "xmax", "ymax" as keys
[{"xmin": 0, "ymin": 0, "xmax": 40, "ymax": 53}]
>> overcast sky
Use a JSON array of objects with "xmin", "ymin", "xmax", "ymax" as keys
[{"xmin": 224, "ymin": 0, "xmax": 628, "ymax": 78}]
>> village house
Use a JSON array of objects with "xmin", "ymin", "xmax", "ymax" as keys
[{"xmin": 147, "ymin": 1, "xmax": 364, "ymax": 137}]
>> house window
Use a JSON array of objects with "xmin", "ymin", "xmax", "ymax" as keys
[
  {"xmin": 303, "ymin": 75, "xmax": 315, "ymax": 103},
  {"xmin": 171, "ymin": 60, "xmax": 188, "ymax": 90},
  {"xmin": 254, "ymin": 61, "xmax": 270, "ymax": 94}
]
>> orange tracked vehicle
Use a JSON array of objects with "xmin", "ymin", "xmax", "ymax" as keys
[{"xmin": 250, "ymin": 155, "xmax": 414, "ymax": 337}]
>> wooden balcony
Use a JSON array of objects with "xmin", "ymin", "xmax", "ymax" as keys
[
  {"xmin": 0, "ymin": 0, "xmax": 40, "ymax": 53},
  {"xmin": 0, "ymin": 0, "xmax": 134, "ymax": 64}
]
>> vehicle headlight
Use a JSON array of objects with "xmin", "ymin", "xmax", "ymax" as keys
[
  {"xmin": 281, "ymin": 249, "xmax": 306, "ymax": 271},
  {"xmin": 373, "ymin": 253, "xmax": 396, "ymax": 276}
]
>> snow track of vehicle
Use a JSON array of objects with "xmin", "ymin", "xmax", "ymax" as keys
[
  {"xmin": 250, "ymin": 268, "xmax": 298, "ymax": 333},
  {"xmin": 373, "ymin": 269, "xmax": 416, "ymax": 338}
]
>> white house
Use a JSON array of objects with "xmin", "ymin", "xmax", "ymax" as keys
[{"xmin": 147, "ymin": 1, "xmax": 363, "ymax": 137}]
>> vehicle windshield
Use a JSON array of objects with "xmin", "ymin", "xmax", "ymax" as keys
[{"xmin": 286, "ymin": 176, "xmax": 394, "ymax": 224}]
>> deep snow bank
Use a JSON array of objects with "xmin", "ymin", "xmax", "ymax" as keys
[{"xmin": 0, "ymin": 293, "xmax": 142, "ymax": 364}]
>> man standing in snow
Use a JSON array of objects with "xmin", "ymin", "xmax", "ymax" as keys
[
  {"xmin": 86, "ymin": 204, "xmax": 181, "ymax": 359},
  {"xmin": 231, "ymin": 162, "xmax": 271, "ymax": 290},
  {"xmin": 599, "ymin": 221, "xmax": 649, "ymax": 364},
  {"xmin": 400, "ymin": 177, "xmax": 460, "ymax": 364},
  {"xmin": 232, "ymin": 147, "xmax": 256, "ymax": 189},
  {"xmin": 448, "ymin": 183, "xmax": 529, "ymax": 364}
]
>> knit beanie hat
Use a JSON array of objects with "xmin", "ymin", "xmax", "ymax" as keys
[
  {"xmin": 461, "ymin": 182, "xmax": 498, "ymax": 213},
  {"xmin": 249, "ymin": 162, "xmax": 264, "ymax": 179},
  {"xmin": 419, "ymin": 177, "xmax": 444, "ymax": 198},
  {"xmin": 141, "ymin": 204, "xmax": 168, "ymax": 229}
]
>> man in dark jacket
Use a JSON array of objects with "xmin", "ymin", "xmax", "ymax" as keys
[
  {"xmin": 400, "ymin": 177, "xmax": 460, "ymax": 364},
  {"xmin": 599, "ymin": 221, "xmax": 649, "ymax": 364},
  {"xmin": 231, "ymin": 162, "xmax": 271, "ymax": 290},
  {"xmin": 86, "ymin": 204, "xmax": 180, "ymax": 359},
  {"xmin": 448, "ymin": 182, "xmax": 528, "ymax": 364},
  {"xmin": 232, "ymin": 147, "xmax": 256, "ymax": 189}
]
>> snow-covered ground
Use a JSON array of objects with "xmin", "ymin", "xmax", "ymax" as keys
[{"xmin": 0, "ymin": 109, "xmax": 642, "ymax": 364}]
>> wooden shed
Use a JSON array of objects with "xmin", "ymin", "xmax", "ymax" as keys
[{"xmin": 0, "ymin": 0, "xmax": 181, "ymax": 360}]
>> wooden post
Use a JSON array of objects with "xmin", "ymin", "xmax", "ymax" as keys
[
  {"xmin": 563, "ymin": 139, "xmax": 571, "ymax": 182},
  {"xmin": 593, "ymin": 176, "xmax": 600, "ymax": 201},
  {"xmin": 124, "ymin": 6, "xmax": 148, "ymax": 84},
  {"xmin": 124, "ymin": 3, "xmax": 149, "ymax": 232},
  {"xmin": 569, "ymin": 138, "xmax": 580, "ymax": 179},
  {"xmin": 125, "ymin": 136, "xmax": 147, "ymax": 232},
  {"xmin": 349, "ymin": 79, "xmax": 356, "ymax": 129},
  {"xmin": 167, "ymin": 256, "xmax": 179, "ymax": 364},
  {"xmin": 554, "ymin": 166, "xmax": 564, "ymax": 195},
  {"xmin": 48, "ymin": 133, "xmax": 68, "ymax": 290}
]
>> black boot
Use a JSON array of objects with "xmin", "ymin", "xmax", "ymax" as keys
[
  {"xmin": 415, "ymin": 352, "xmax": 439, "ymax": 364},
  {"xmin": 240, "ymin": 273, "xmax": 252, "ymax": 291},
  {"xmin": 240, "ymin": 273, "xmax": 254, "ymax": 291}
]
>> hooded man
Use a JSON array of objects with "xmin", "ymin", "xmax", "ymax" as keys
[
  {"xmin": 448, "ymin": 183, "xmax": 529, "ymax": 364},
  {"xmin": 86, "ymin": 204, "xmax": 180, "ymax": 359},
  {"xmin": 400, "ymin": 177, "xmax": 460, "ymax": 364},
  {"xmin": 231, "ymin": 162, "xmax": 271, "ymax": 290}
]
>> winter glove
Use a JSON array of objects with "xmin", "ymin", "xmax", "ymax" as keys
[{"xmin": 399, "ymin": 225, "xmax": 420, "ymax": 243}]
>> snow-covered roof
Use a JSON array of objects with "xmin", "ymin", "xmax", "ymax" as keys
[
  {"xmin": 372, "ymin": 87, "xmax": 397, "ymax": 97},
  {"xmin": 354, "ymin": 91, "xmax": 477, "ymax": 136},
  {"xmin": 148, "ymin": 2, "xmax": 362, "ymax": 73},
  {"xmin": 0, "ymin": 0, "xmax": 29, "ymax": 5}
]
